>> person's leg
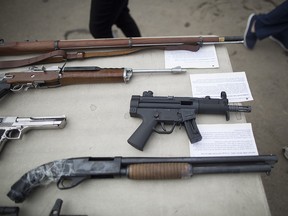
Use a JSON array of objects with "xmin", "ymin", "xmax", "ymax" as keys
[
  {"xmin": 257, "ymin": 0, "xmax": 288, "ymax": 25},
  {"xmin": 255, "ymin": 1, "xmax": 288, "ymax": 39},
  {"xmin": 89, "ymin": 0, "xmax": 127, "ymax": 38},
  {"xmin": 115, "ymin": 1, "xmax": 141, "ymax": 37},
  {"xmin": 270, "ymin": 28, "xmax": 288, "ymax": 51},
  {"xmin": 244, "ymin": 1, "xmax": 288, "ymax": 49}
]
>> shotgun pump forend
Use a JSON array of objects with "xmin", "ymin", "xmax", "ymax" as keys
[
  {"xmin": 7, "ymin": 155, "xmax": 277, "ymax": 203},
  {"xmin": 128, "ymin": 91, "xmax": 251, "ymax": 151}
]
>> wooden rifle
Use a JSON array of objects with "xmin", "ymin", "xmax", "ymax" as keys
[
  {"xmin": 0, "ymin": 36, "xmax": 243, "ymax": 69},
  {"xmin": 0, "ymin": 65, "xmax": 186, "ymax": 99}
]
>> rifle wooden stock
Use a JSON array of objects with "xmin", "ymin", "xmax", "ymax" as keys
[
  {"xmin": 60, "ymin": 69, "xmax": 124, "ymax": 85},
  {"xmin": 0, "ymin": 36, "xmax": 243, "ymax": 56},
  {"xmin": 5, "ymin": 69, "xmax": 125, "ymax": 87}
]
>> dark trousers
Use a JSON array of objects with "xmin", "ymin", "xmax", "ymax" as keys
[
  {"xmin": 89, "ymin": 0, "xmax": 141, "ymax": 38},
  {"xmin": 255, "ymin": 0, "xmax": 288, "ymax": 41}
]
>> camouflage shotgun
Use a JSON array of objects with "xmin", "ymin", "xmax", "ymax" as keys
[{"xmin": 7, "ymin": 154, "xmax": 277, "ymax": 203}]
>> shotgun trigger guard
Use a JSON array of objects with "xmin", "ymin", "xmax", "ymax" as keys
[
  {"xmin": 153, "ymin": 122, "xmax": 176, "ymax": 134},
  {"xmin": 57, "ymin": 176, "xmax": 89, "ymax": 190}
]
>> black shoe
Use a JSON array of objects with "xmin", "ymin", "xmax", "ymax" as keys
[{"xmin": 244, "ymin": 14, "xmax": 258, "ymax": 49}]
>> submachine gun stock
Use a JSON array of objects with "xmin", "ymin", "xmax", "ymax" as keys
[
  {"xmin": 128, "ymin": 91, "xmax": 251, "ymax": 151},
  {"xmin": 7, "ymin": 155, "xmax": 277, "ymax": 203}
]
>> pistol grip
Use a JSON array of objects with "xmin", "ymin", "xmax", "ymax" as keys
[
  {"xmin": 128, "ymin": 118, "xmax": 158, "ymax": 151},
  {"xmin": 0, "ymin": 129, "xmax": 7, "ymax": 153},
  {"xmin": 181, "ymin": 109, "xmax": 202, "ymax": 144}
]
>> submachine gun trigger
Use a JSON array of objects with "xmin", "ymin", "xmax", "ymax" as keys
[{"xmin": 153, "ymin": 122, "xmax": 176, "ymax": 134}]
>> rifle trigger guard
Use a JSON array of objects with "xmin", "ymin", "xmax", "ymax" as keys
[
  {"xmin": 11, "ymin": 84, "xmax": 25, "ymax": 92},
  {"xmin": 11, "ymin": 83, "xmax": 37, "ymax": 91},
  {"xmin": 153, "ymin": 122, "xmax": 176, "ymax": 134}
]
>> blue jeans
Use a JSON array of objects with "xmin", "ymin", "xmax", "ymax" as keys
[{"xmin": 255, "ymin": 0, "xmax": 288, "ymax": 42}]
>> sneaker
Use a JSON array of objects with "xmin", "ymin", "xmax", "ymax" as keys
[
  {"xmin": 270, "ymin": 34, "xmax": 288, "ymax": 52},
  {"xmin": 244, "ymin": 14, "xmax": 258, "ymax": 49}
]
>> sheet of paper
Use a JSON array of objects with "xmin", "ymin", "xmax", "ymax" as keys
[
  {"xmin": 164, "ymin": 45, "xmax": 219, "ymax": 68},
  {"xmin": 190, "ymin": 72, "xmax": 253, "ymax": 102},
  {"xmin": 189, "ymin": 123, "xmax": 258, "ymax": 157}
]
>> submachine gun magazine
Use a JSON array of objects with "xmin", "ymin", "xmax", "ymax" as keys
[{"xmin": 128, "ymin": 91, "xmax": 251, "ymax": 151}]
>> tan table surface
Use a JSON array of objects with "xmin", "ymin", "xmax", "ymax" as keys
[{"xmin": 0, "ymin": 46, "xmax": 270, "ymax": 216}]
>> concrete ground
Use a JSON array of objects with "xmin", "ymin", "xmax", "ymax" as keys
[{"xmin": 0, "ymin": 0, "xmax": 287, "ymax": 215}]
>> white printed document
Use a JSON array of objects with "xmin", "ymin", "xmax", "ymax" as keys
[
  {"xmin": 164, "ymin": 45, "xmax": 219, "ymax": 68},
  {"xmin": 189, "ymin": 123, "xmax": 258, "ymax": 157},
  {"xmin": 190, "ymin": 72, "xmax": 253, "ymax": 102}
]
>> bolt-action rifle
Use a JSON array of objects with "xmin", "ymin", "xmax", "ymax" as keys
[
  {"xmin": 7, "ymin": 155, "xmax": 277, "ymax": 203},
  {"xmin": 0, "ymin": 66, "xmax": 185, "ymax": 100},
  {"xmin": 0, "ymin": 36, "xmax": 243, "ymax": 68}
]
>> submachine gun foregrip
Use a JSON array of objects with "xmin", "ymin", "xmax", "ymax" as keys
[{"xmin": 128, "ymin": 91, "xmax": 251, "ymax": 151}]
